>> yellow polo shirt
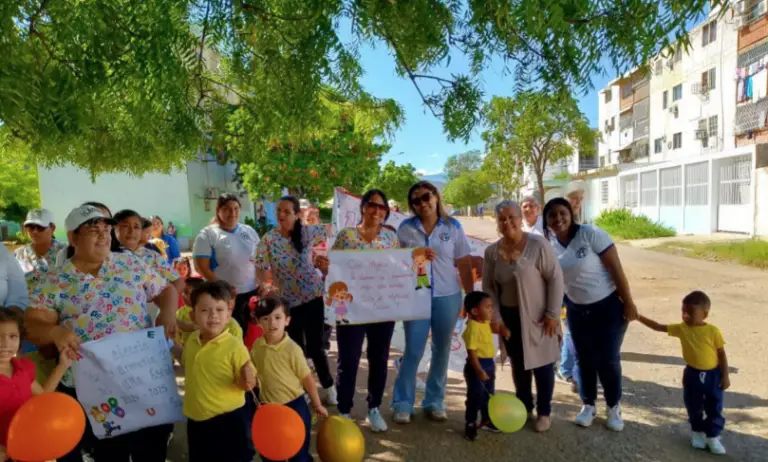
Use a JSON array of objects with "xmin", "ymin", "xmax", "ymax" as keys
[
  {"xmin": 182, "ymin": 330, "xmax": 252, "ymax": 421},
  {"xmin": 463, "ymin": 319, "xmax": 496, "ymax": 359},
  {"xmin": 249, "ymin": 334, "xmax": 311, "ymax": 404},
  {"xmin": 176, "ymin": 306, "xmax": 243, "ymax": 346},
  {"xmin": 667, "ymin": 323, "xmax": 725, "ymax": 371}
]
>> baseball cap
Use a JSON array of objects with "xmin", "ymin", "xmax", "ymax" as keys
[
  {"xmin": 65, "ymin": 205, "xmax": 116, "ymax": 232},
  {"xmin": 24, "ymin": 208, "xmax": 55, "ymax": 227}
]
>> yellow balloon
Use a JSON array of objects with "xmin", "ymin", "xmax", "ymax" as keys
[
  {"xmin": 489, "ymin": 393, "xmax": 527, "ymax": 433},
  {"xmin": 317, "ymin": 415, "xmax": 365, "ymax": 462}
]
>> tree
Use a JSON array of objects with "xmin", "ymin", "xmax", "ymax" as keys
[
  {"xmin": 480, "ymin": 150, "xmax": 523, "ymax": 200},
  {"xmin": 442, "ymin": 171, "xmax": 494, "ymax": 210},
  {"xmin": 0, "ymin": 136, "xmax": 40, "ymax": 222},
  {"xmin": 482, "ymin": 92, "xmax": 596, "ymax": 203},
  {"xmin": 1, "ymin": 1, "xmax": 711, "ymax": 174},
  {"xmin": 444, "ymin": 150, "xmax": 483, "ymax": 180},
  {"xmin": 365, "ymin": 161, "xmax": 420, "ymax": 207}
]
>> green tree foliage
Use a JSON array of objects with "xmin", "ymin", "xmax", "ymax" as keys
[
  {"xmin": 442, "ymin": 171, "xmax": 494, "ymax": 209},
  {"xmin": 482, "ymin": 92, "xmax": 596, "ymax": 202},
  {"xmin": 481, "ymin": 150, "xmax": 522, "ymax": 200},
  {"xmin": 444, "ymin": 150, "xmax": 483, "ymax": 181},
  {"xmin": 0, "ymin": 137, "xmax": 40, "ymax": 222},
  {"xmin": 1, "ymin": 1, "xmax": 712, "ymax": 174},
  {"xmin": 365, "ymin": 160, "xmax": 420, "ymax": 207}
]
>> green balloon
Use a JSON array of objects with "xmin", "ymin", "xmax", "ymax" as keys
[
  {"xmin": 489, "ymin": 393, "xmax": 527, "ymax": 433},
  {"xmin": 107, "ymin": 397, "xmax": 119, "ymax": 408}
]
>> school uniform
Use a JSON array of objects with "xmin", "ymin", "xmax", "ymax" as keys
[{"xmin": 462, "ymin": 320, "xmax": 496, "ymax": 425}]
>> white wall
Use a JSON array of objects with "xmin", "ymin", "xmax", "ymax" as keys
[{"xmin": 755, "ymin": 167, "xmax": 768, "ymax": 236}]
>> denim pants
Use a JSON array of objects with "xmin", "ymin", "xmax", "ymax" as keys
[
  {"xmin": 559, "ymin": 320, "xmax": 579, "ymax": 385},
  {"xmin": 566, "ymin": 292, "xmax": 627, "ymax": 407},
  {"xmin": 392, "ymin": 292, "xmax": 462, "ymax": 414},
  {"xmin": 464, "ymin": 358, "xmax": 495, "ymax": 424},
  {"xmin": 336, "ymin": 321, "xmax": 396, "ymax": 414},
  {"xmin": 260, "ymin": 395, "xmax": 313, "ymax": 462},
  {"xmin": 188, "ymin": 405, "xmax": 252, "ymax": 462},
  {"xmin": 683, "ymin": 366, "xmax": 725, "ymax": 437}
]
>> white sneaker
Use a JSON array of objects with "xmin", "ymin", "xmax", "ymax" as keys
[
  {"xmin": 393, "ymin": 412, "xmax": 411, "ymax": 424},
  {"xmin": 340, "ymin": 413, "xmax": 351, "ymax": 420},
  {"xmin": 574, "ymin": 405, "xmax": 596, "ymax": 427},
  {"xmin": 324, "ymin": 385, "xmax": 338, "ymax": 406},
  {"xmin": 606, "ymin": 405, "xmax": 624, "ymax": 432},
  {"xmin": 425, "ymin": 408, "xmax": 448, "ymax": 422},
  {"xmin": 366, "ymin": 408, "xmax": 388, "ymax": 432},
  {"xmin": 706, "ymin": 437, "xmax": 726, "ymax": 455},
  {"xmin": 691, "ymin": 432, "xmax": 707, "ymax": 450}
]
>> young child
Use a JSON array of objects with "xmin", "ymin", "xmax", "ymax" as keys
[
  {"xmin": 462, "ymin": 291, "xmax": 497, "ymax": 441},
  {"xmin": 176, "ymin": 278, "xmax": 242, "ymax": 347},
  {"xmin": 250, "ymin": 296, "xmax": 329, "ymax": 461},
  {"xmin": 176, "ymin": 281, "xmax": 257, "ymax": 462},
  {"xmin": 0, "ymin": 307, "xmax": 75, "ymax": 462},
  {"xmin": 638, "ymin": 291, "xmax": 729, "ymax": 455}
]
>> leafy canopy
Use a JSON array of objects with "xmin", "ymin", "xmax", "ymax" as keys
[
  {"xmin": 442, "ymin": 170, "xmax": 494, "ymax": 209},
  {"xmin": 365, "ymin": 160, "xmax": 421, "ymax": 207},
  {"xmin": 0, "ymin": 133, "xmax": 40, "ymax": 221},
  {"xmin": 1, "ymin": 0, "xmax": 713, "ymax": 175},
  {"xmin": 444, "ymin": 150, "xmax": 483, "ymax": 181}
]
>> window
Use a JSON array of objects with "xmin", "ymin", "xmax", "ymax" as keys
[
  {"xmin": 663, "ymin": 90, "xmax": 668, "ymax": 109},
  {"xmin": 621, "ymin": 83, "xmax": 632, "ymax": 99},
  {"xmin": 702, "ymin": 68, "xmax": 716, "ymax": 91},
  {"xmin": 708, "ymin": 115, "xmax": 718, "ymax": 137},
  {"xmin": 674, "ymin": 47, "xmax": 683, "ymax": 63},
  {"xmin": 673, "ymin": 84, "xmax": 683, "ymax": 101},
  {"xmin": 698, "ymin": 119, "xmax": 709, "ymax": 148},
  {"xmin": 702, "ymin": 21, "xmax": 717, "ymax": 46},
  {"xmin": 673, "ymin": 132, "xmax": 682, "ymax": 149},
  {"xmin": 654, "ymin": 137, "xmax": 664, "ymax": 153},
  {"xmin": 601, "ymin": 181, "xmax": 609, "ymax": 205},
  {"xmin": 600, "ymin": 156, "xmax": 606, "ymax": 167},
  {"xmin": 604, "ymin": 91, "xmax": 612, "ymax": 103}
]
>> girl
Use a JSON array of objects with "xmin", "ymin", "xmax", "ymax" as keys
[
  {"xmin": 0, "ymin": 307, "xmax": 75, "ymax": 461},
  {"xmin": 326, "ymin": 282, "xmax": 353, "ymax": 324}
]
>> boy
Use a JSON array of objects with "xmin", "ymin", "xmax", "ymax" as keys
[
  {"xmin": 250, "ymin": 296, "xmax": 328, "ymax": 462},
  {"xmin": 176, "ymin": 278, "xmax": 242, "ymax": 347},
  {"xmin": 178, "ymin": 281, "xmax": 257, "ymax": 462},
  {"xmin": 638, "ymin": 290, "xmax": 729, "ymax": 455},
  {"xmin": 462, "ymin": 291, "xmax": 496, "ymax": 441}
]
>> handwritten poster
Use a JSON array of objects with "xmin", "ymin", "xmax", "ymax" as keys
[
  {"xmin": 324, "ymin": 249, "xmax": 432, "ymax": 324},
  {"xmin": 74, "ymin": 328, "xmax": 184, "ymax": 439}
]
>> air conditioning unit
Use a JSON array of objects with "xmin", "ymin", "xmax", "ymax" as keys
[
  {"xmin": 735, "ymin": 0, "xmax": 745, "ymax": 14},
  {"xmin": 695, "ymin": 129, "xmax": 709, "ymax": 140},
  {"xmin": 667, "ymin": 141, "xmax": 673, "ymax": 149},
  {"xmin": 205, "ymin": 187, "xmax": 219, "ymax": 199},
  {"xmin": 669, "ymin": 105, "xmax": 679, "ymax": 117},
  {"xmin": 691, "ymin": 83, "xmax": 709, "ymax": 95}
]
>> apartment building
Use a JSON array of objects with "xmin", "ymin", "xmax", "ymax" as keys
[{"xmin": 594, "ymin": 4, "xmax": 768, "ymax": 236}]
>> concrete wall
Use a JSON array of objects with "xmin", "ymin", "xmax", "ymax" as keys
[{"xmin": 755, "ymin": 166, "xmax": 768, "ymax": 235}]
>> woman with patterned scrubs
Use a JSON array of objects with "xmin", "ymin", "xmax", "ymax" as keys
[
  {"xmin": 23, "ymin": 205, "xmax": 178, "ymax": 462},
  {"xmin": 14, "ymin": 208, "xmax": 67, "ymax": 274}
]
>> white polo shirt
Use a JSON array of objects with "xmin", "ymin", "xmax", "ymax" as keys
[
  {"xmin": 397, "ymin": 217, "xmax": 472, "ymax": 298},
  {"xmin": 192, "ymin": 224, "xmax": 260, "ymax": 294},
  {"xmin": 522, "ymin": 215, "xmax": 545, "ymax": 237},
  {"xmin": 552, "ymin": 224, "xmax": 616, "ymax": 305}
]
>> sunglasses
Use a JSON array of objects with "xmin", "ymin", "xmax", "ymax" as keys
[
  {"xmin": 364, "ymin": 202, "xmax": 388, "ymax": 212},
  {"xmin": 410, "ymin": 192, "xmax": 432, "ymax": 206},
  {"xmin": 24, "ymin": 224, "xmax": 49, "ymax": 232}
]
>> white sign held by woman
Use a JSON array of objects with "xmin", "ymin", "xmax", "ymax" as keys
[
  {"xmin": 74, "ymin": 327, "xmax": 184, "ymax": 439},
  {"xmin": 324, "ymin": 249, "xmax": 432, "ymax": 324}
]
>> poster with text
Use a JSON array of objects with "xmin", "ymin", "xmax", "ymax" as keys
[
  {"xmin": 74, "ymin": 328, "xmax": 184, "ymax": 439},
  {"xmin": 324, "ymin": 249, "xmax": 432, "ymax": 324}
]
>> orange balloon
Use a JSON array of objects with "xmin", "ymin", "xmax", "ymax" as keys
[
  {"xmin": 252, "ymin": 403, "xmax": 305, "ymax": 460},
  {"xmin": 7, "ymin": 392, "xmax": 86, "ymax": 462}
]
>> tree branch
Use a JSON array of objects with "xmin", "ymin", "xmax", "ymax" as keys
[
  {"xmin": 195, "ymin": 1, "xmax": 212, "ymax": 109},
  {"xmin": 239, "ymin": 0, "xmax": 318, "ymax": 21}
]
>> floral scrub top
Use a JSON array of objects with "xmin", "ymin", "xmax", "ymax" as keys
[
  {"xmin": 332, "ymin": 226, "xmax": 400, "ymax": 251},
  {"xmin": 132, "ymin": 246, "xmax": 180, "ymax": 283},
  {"xmin": 255, "ymin": 225, "xmax": 327, "ymax": 308},
  {"xmin": 28, "ymin": 253, "xmax": 167, "ymax": 386},
  {"xmin": 14, "ymin": 240, "xmax": 67, "ymax": 274}
]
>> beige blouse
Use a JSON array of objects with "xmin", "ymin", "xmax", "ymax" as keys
[{"xmin": 482, "ymin": 234, "xmax": 565, "ymax": 371}]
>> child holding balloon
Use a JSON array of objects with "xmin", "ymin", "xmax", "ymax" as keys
[
  {"xmin": 462, "ymin": 292, "xmax": 498, "ymax": 441},
  {"xmin": 0, "ymin": 307, "xmax": 76, "ymax": 462},
  {"xmin": 250, "ymin": 296, "xmax": 329, "ymax": 461}
]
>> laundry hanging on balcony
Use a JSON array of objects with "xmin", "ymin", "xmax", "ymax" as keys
[{"xmin": 736, "ymin": 57, "xmax": 768, "ymax": 103}]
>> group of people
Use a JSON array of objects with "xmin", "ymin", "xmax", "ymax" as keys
[{"xmin": 0, "ymin": 179, "xmax": 731, "ymax": 461}]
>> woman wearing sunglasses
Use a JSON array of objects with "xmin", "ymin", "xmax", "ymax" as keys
[{"xmin": 391, "ymin": 181, "xmax": 474, "ymax": 424}]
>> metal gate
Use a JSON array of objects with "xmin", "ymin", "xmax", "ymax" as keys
[
  {"xmin": 620, "ymin": 175, "xmax": 639, "ymax": 212},
  {"xmin": 717, "ymin": 155, "xmax": 752, "ymax": 233},
  {"xmin": 659, "ymin": 166, "xmax": 683, "ymax": 231}
]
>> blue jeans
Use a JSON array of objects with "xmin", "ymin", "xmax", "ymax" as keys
[
  {"xmin": 559, "ymin": 320, "xmax": 579, "ymax": 384},
  {"xmin": 684, "ymin": 366, "xmax": 725, "ymax": 437},
  {"xmin": 392, "ymin": 292, "xmax": 463, "ymax": 414},
  {"xmin": 464, "ymin": 358, "xmax": 495, "ymax": 424},
  {"xmin": 566, "ymin": 292, "xmax": 627, "ymax": 408}
]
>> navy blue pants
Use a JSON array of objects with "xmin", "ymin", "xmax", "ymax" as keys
[
  {"xmin": 464, "ymin": 358, "xmax": 496, "ymax": 424},
  {"xmin": 260, "ymin": 395, "xmax": 313, "ymax": 462},
  {"xmin": 684, "ymin": 366, "xmax": 725, "ymax": 437},
  {"xmin": 566, "ymin": 292, "xmax": 627, "ymax": 407},
  {"xmin": 336, "ymin": 321, "xmax": 395, "ymax": 414},
  {"xmin": 187, "ymin": 405, "xmax": 253, "ymax": 462}
]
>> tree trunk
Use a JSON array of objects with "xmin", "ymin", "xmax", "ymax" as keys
[{"xmin": 536, "ymin": 170, "xmax": 546, "ymax": 206}]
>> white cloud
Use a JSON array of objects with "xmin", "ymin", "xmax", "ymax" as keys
[
  {"xmin": 429, "ymin": 152, "xmax": 440, "ymax": 158},
  {"xmin": 415, "ymin": 169, "xmax": 444, "ymax": 176}
]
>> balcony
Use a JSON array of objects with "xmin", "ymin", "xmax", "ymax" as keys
[
  {"xmin": 578, "ymin": 156, "xmax": 599, "ymax": 171},
  {"xmin": 734, "ymin": 98, "xmax": 768, "ymax": 133},
  {"xmin": 634, "ymin": 118, "xmax": 650, "ymax": 140},
  {"xmin": 739, "ymin": 0, "xmax": 768, "ymax": 50}
]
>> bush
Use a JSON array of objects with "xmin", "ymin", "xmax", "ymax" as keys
[
  {"xmin": 14, "ymin": 231, "xmax": 31, "ymax": 245},
  {"xmin": 660, "ymin": 239, "xmax": 768, "ymax": 270},
  {"xmin": 594, "ymin": 209, "xmax": 676, "ymax": 240}
]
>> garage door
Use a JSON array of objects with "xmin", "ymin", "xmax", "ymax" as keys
[{"xmin": 717, "ymin": 155, "xmax": 752, "ymax": 234}]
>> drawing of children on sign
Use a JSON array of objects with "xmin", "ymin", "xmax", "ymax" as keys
[
  {"xmin": 327, "ymin": 281, "xmax": 354, "ymax": 324},
  {"xmin": 411, "ymin": 248, "xmax": 431, "ymax": 290}
]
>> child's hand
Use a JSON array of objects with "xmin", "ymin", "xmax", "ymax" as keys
[
  {"xmin": 478, "ymin": 371, "xmax": 490, "ymax": 382},
  {"xmin": 314, "ymin": 404, "xmax": 329, "ymax": 419},
  {"xmin": 59, "ymin": 346, "xmax": 79, "ymax": 367},
  {"xmin": 237, "ymin": 363, "xmax": 258, "ymax": 391},
  {"xmin": 720, "ymin": 375, "xmax": 731, "ymax": 391}
]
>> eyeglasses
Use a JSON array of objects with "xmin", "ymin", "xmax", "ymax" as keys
[
  {"xmin": 24, "ymin": 224, "xmax": 48, "ymax": 232},
  {"xmin": 364, "ymin": 202, "xmax": 388, "ymax": 212},
  {"xmin": 410, "ymin": 192, "xmax": 432, "ymax": 206}
]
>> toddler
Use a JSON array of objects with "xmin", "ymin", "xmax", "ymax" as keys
[
  {"xmin": 462, "ymin": 291, "xmax": 496, "ymax": 441},
  {"xmin": 250, "ymin": 296, "xmax": 328, "ymax": 461},
  {"xmin": 0, "ymin": 307, "xmax": 75, "ymax": 462},
  {"xmin": 638, "ymin": 290, "xmax": 729, "ymax": 455},
  {"xmin": 176, "ymin": 281, "xmax": 256, "ymax": 462}
]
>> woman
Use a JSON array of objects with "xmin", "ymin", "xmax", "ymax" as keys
[
  {"xmin": 543, "ymin": 197, "xmax": 638, "ymax": 432},
  {"xmin": 391, "ymin": 181, "xmax": 474, "ymax": 424},
  {"xmin": 14, "ymin": 208, "xmax": 67, "ymax": 274},
  {"xmin": 316, "ymin": 190, "xmax": 397, "ymax": 432},
  {"xmin": 151, "ymin": 216, "xmax": 181, "ymax": 264},
  {"xmin": 193, "ymin": 194, "xmax": 263, "ymax": 334},
  {"xmin": 56, "ymin": 201, "xmax": 123, "ymax": 268},
  {"xmin": 0, "ymin": 244, "xmax": 27, "ymax": 312},
  {"xmin": 482, "ymin": 201, "xmax": 564, "ymax": 432},
  {"xmin": 255, "ymin": 196, "xmax": 337, "ymax": 405}
]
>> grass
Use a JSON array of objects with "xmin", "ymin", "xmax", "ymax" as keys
[
  {"xmin": 594, "ymin": 209, "xmax": 676, "ymax": 240},
  {"xmin": 656, "ymin": 239, "xmax": 768, "ymax": 270}
]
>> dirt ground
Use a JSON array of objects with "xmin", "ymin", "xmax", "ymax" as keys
[{"xmin": 166, "ymin": 218, "xmax": 767, "ymax": 462}]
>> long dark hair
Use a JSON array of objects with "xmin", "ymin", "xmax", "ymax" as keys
[
  {"xmin": 67, "ymin": 201, "xmax": 122, "ymax": 258},
  {"xmin": 542, "ymin": 197, "xmax": 578, "ymax": 241},
  {"xmin": 359, "ymin": 189, "xmax": 391, "ymax": 223},
  {"xmin": 212, "ymin": 193, "xmax": 241, "ymax": 226},
  {"xmin": 280, "ymin": 196, "xmax": 305, "ymax": 254},
  {"xmin": 407, "ymin": 181, "xmax": 451, "ymax": 224}
]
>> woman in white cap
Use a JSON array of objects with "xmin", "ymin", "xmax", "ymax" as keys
[
  {"xmin": 24, "ymin": 204, "xmax": 179, "ymax": 462},
  {"xmin": 14, "ymin": 208, "xmax": 67, "ymax": 274}
]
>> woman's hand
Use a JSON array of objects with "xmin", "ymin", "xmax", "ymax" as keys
[
  {"xmin": 315, "ymin": 255, "xmax": 330, "ymax": 275},
  {"xmin": 156, "ymin": 309, "xmax": 178, "ymax": 339},
  {"xmin": 623, "ymin": 300, "xmax": 639, "ymax": 322},
  {"xmin": 543, "ymin": 317, "xmax": 558, "ymax": 337},
  {"xmin": 424, "ymin": 248, "xmax": 437, "ymax": 261},
  {"xmin": 257, "ymin": 283, "xmax": 277, "ymax": 298}
]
